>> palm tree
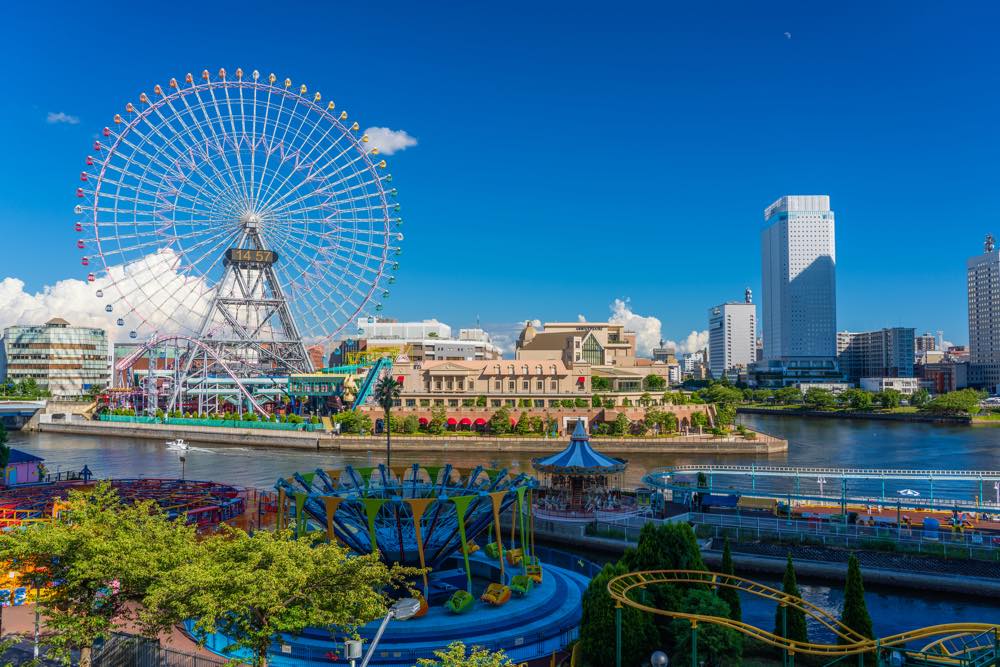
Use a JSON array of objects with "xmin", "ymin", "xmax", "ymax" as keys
[{"xmin": 372, "ymin": 375, "xmax": 402, "ymax": 469}]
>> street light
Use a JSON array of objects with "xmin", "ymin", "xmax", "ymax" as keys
[
  {"xmin": 650, "ymin": 650, "xmax": 669, "ymax": 666},
  {"xmin": 179, "ymin": 455, "xmax": 186, "ymax": 480},
  {"xmin": 358, "ymin": 598, "xmax": 422, "ymax": 667}
]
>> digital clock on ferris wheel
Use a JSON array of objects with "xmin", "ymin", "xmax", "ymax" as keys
[{"xmin": 225, "ymin": 248, "xmax": 279, "ymax": 266}]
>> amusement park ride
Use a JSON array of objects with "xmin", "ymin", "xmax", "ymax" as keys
[{"xmin": 75, "ymin": 68, "xmax": 403, "ymax": 417}]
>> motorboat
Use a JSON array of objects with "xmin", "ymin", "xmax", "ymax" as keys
[{"xmin": 166, "ymin": 438, "xmax": 190, "ymax": 451}]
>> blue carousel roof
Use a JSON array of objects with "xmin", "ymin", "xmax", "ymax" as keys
[{"xmin": 532, "ymin": 420, "xmax": 627, "ymax": 474}]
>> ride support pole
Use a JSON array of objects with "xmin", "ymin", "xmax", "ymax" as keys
[
  {"xmin": 782, "ymin": 604, "xmax": 788, "ymax": 667},
  {"xmin": 691, "ymin": 620, "xmax": 698, "ymax": 667},
  {"xmin": 615, "ymin": 603, "xmax": 622, "ymax": 667}
]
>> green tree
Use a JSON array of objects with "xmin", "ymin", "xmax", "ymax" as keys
[
  {"xmin": 690, "ymin": 411, "xmax": 709, "ymax": 430},
  {"xmin": 923, "ymin": 389, "xmax": 984, "ymax": 415},
  {"xmin": 638, "ymin": 392, "xmax": 653, "ymax": 408},
  {"xmin": 876, "ymin": 389, "xmax": 902, "ymax": 410},
  {"xmin": 427, "ymin": 404, "xmax": 448, "ymax": 434},
  {"xmin": 372, "ymin": 375, "xmax": 402, "ymax": 468},
  {"xmin": 591, "ymin": 376, "xmax": 611, "ymax": 392},
  {"xmin": 698, "ymin": 384, "xmax": 743, "ymax": 405},
  {"xmin": 591, "ymin": 394, "xmax": 603, "ymax": 408},
  {"xmin": 908, "ymin": 388, "xmax": 930, "ymax": 408},
  {"xmin": 0, "ymin": 422, "xmax": 9, "ymax": 472},
  {"xmin": 143, "ymin": 528, "xmax": 417, "ymax": 667},
  {"xmin": 714, "ymin": 402, "xmax": 737, "ymax": 426},
  {"xmin": 667, "ymin": 588, "xmax": 742, "ymax": 666},
  {"xmin": 643, "ymin": 374, "xmax": 666, "ymax": 391},
  {"xmin": 0, "ymin": 483, "xmax": 200, "ymax": 666},
  {"xmin": 488, "ymin": 407, "xmax": 511, "ymax": 435},
  {"xmin": 774, "ymin": 386, "xmax": 803, "ymax": 405},
  {"xmin": 840, "ymin": 388, "xmax": 873, "ymax": 411},
  {"xmin": 610, "ymin": 412, "xmax": 630, "ymax": 436},
  {"xmin": 803, "ymin": 387, "xmax": 835, "ymax": 410},
  {"xmin": 718, "ymin": 538, "xmax": 741, "ymax": 623},
  {"xmin": 514, "ymin": 411, "xmax": 533, "ymax": 435},
  {"xmin": 839, "ymin": 554, "xmax": 874, "ymax": 646},
  {"xmin": 578, "ymin": 562, "xmax": 657, "ymax": 667},
  {"xmin": 417, "ymin": 641, "xmax": 515, "ymax": 667},
  {"xmin": 403, "ymin": 414, "xmax": 420, "ymax": 434},
  {"xmin": 774, "ymin": 554, "xmax": 808, "ymax": 645},
  {"xmin": 475, "ymin": 395, "xmax": 487, "ymax": 407}
]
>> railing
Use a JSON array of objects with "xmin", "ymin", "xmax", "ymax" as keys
[
  {"xmin": 93, "ymin": 633, "xmax": 228, "ymax": 667},
  {"xmin": 653, "ymin": 464, "xmax": 1000, "ymax": 480},
  {"xmin": 688, "ymin": 512, "xmax": 1000, "ymax": 562}
]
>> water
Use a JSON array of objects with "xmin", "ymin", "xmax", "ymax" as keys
[{"xmin": 8, "ymin": 417, "xmax": 1000, "ymax": 634}]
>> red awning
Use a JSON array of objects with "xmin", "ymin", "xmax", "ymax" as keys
[
  {"xmin": 577, "ymin": 376, "xmax": 586, "ymax": 383},
  {"xmin": 418, "ymin": 417, "xmax": 428, "ymax": 425},
  {"xmin": 396, "ymin": 375, "xmax": 405, "ymax": 383},
  {"xmin": 447, "ymin": 417, "xmax": 458, "ymax": 425},
  {"xmin": 474, "ymin": 418, "xmax": 486, "ymax": 425},
  {"xmin": 459, "ymin": 417, "xmax": 472, "ymax": 425}
]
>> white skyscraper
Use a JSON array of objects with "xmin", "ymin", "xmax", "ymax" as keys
[
  {"xmin": 761, "ymin": 195, "xmax": 837, "ymax": 361},
  {"xmin": 968, "ymin": 234, "xmax": 1000, "ymax": 392},
  {"xmin": 708, "ymin": 289, "xmax": 757, "ymax": 379}
]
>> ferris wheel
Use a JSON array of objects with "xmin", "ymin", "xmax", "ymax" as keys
[{"xmin": 75, "ymin": 67, "xmax": 403, "ymax": 352}]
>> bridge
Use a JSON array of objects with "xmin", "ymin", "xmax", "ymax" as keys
[{"xmin": 0, "ymin": 400, "xmax": 46, "ymax": 430}]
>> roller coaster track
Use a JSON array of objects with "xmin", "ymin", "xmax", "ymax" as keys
[
  {"xmin": 607, "ymin": 570, "xmax": 999, "ymax": 663},
  {"xmin": 114, "ymin": 334, "xmax": 266, "ymax": 416}
]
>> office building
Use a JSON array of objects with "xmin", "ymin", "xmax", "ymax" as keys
[
  {"xmin": 708, "ymin": 289, "xmax": 757, "ymax": 379},
  {"xmin": 914, "ymin": 332, "xmax": 937, "ymax": 358},
  {"xmin": 760, "ymin": 195, "xmax": 838, "ymax": 360},
  {"xmin": 837, "ymin": 328, "xmax": 915, "ymax": 383},
  {"xmin": 0, "ymin": 318, "xmax": 109, "ymax": 397},
  {"xmin": 968, "ymin": 234, "xmax": 1000, "ymax": 392},
  {"xmin": 859, "ymin": 377, "xmax": 921, "ymax": 396},
  {"xmin": 330, "ymin": 318, "xmax": 503, "ymax": 365}
]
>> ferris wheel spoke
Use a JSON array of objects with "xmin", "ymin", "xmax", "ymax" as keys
[
  {"xmin": 215, "ymin": 81, "xmax": 254, "ymax": 208},
  {"xmin": 267, "ymin": 155, "xmax": 385, "ymax": 217},
  {"xmin": 188, "ymin": 85, "xmax": 252, "ymax": 209},
  {"xmin": 263, "ymin": 138, "xmax": 373, "ymax": 214},
  {"xmin": 104, "ymin": 121, "xmax": 239, "ymax": 214},
  {"xmin": 253, "ymin": 88, "xmax": 305, "ymax": 212}
]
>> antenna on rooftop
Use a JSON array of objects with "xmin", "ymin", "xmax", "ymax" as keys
[{"xmin": 986, "ymin": 233, "xmax": 996, "ymax": 253}]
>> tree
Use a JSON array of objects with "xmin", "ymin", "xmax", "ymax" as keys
[
  {"xmin": 610, "ymin": 412, "xmax": 630, "ymax": 436},
  {"xmin": 690, "ymin": 411, "xmax": 709, "ymax": 430},
  {"xmin": 643, "ymin": 374, "xmax": 666, "ymax": 391},
  {"xmin": 718, "ymin": 538, "xmax": 741, "ymax": 623},
  {"xmin": 803, "ymin": 387, "xmax": 835, "ymax": 410},
  {"xmin": 714, "ymin": 402, "xmax": 737, "ymax": 426},
  {"xmin": 774, "ymin": 554, "xmax": 808, "ymax": 646},
  {"xmin": 909, "ymin": 388, "xmax": 930, "ymax": 408},
  {"xmin": 488, "ymin": 407, "xmax": 511, "ymax": 435},
  {"xmin": 698, "ymin": 384, "xmax": 743, "ymax": 405},
  {"xmin": 875, "ymin": 389, "xmax": 902, "ymax": 410},
  {"xmin": 840, "ymin": 388, "xmax": 873, "ymax": 411},
  {"xmin": 839, "ymin": 554, "xmax": 873, "ymax": 646},
  {"xmin": 591, "ymin": 394, "xmax": 603, "ymax": 408},
  {"xmin": 403, "ymin": 414, "xmax": 420, "ymax": 434},
  {"xmin": 372, "ymin": 375, "xmax": 402, "ymax": 468},
  {"xmin": 143, "ymin": 528, "xmax": 417, "ymax": 667},
  {"xmin": 417, "ymin": 641, "xmax": 515, "ymax": 667},
  {"xmin": 0, "ymin": 483, "xmax": 201, "ymax": 666},
  {"xmin": 514, "ymin": 411, "xmax": 533, "ymax": 435},
  {"xmin": 774, "ymin": 386, "xmax": 802, "ymax": 405},
  {"xmin": 0, "ymin": 422, "xmax": 9, "ymax": 473},
  {"xmin": 638, "ymin": 392, "xmax": 653, "ymax": 408},
  {"xmin": 667, "ymin": 589, "xmax": 742, "ymax": 666},
  {"xmin": 428, "ymin": 404, "xmax": 447, "ymax": 434},
  {"xmin": 578, "ymin": 562, "xmax": 657, "ymax": 667},
  {"xmin": 923, "ymin": 389, "xmax": 984, "ymax": 415},
  {"xmin": 591, "ymin": 376, "xmax": 611, "ymax": 392}
]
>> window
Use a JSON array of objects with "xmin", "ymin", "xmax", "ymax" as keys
[
  {"xmin": 507, "ymin": 381, "xmax": 515, "ymax": 391},
  {"xmin": 549, "ymin": 399, "xmax": 561, "ymax": 407},
  {"xmin": 491, "ymin": 399, "xmax": 501, "ymax": 407},
  {"xmin": 505, "ymin": 399, "xmax": 515, "ymax": 407},
  {"xmin": 434, "ymin": 399, "xmax": 444, "ymax": 406},
  {"xmin": 448, "ymin": 399, "xmax": 458, "ymax": 407},
  {"xmin": 535, "ymin": 365, "xmax": 542, "ymax": 375},
  {"xmin": 536, "ymin": 380, "xmax": 543, "ymax": 390},
  {"xmin": 405, "ymin": 399, "xmax": 416, "ymax": 407},
  {"xmin": 522, "ymin": 381, "xmax": 529, "ymax": 390},
  {"xmin": 434, "ymin": 380, "xmax": 442, "ymax": 391},
  {"xmin": 494, "ymin": 380, "xmax": 501, "ymax": 390},
  {"xmin": 550, "ymin": 380, "xmax": 558, "ymax": 390},
  {"xmin": 534, "ymin": 399, "xmax": 545, "ymax": 407}
]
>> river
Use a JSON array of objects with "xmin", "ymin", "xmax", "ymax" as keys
[{"xmin": 7, "ymin": 417, "xmax": 1000, "ymax": 635}]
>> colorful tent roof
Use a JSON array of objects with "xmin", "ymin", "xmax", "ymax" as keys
[{"xmin": 532, "ymin": 420, "xmax": 627, "ymax": 474}]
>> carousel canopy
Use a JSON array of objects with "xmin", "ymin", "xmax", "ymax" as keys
[{"xmin": 532, "ymin": 420, "xmax": 627, "ymax": 475}]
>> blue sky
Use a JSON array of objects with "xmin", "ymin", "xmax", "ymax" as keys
[{"xmin": 1, "ymin": 2, "xmax": 997, "ymax": 351}]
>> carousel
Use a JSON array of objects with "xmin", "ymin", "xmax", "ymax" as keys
[{"xmin": 532, "ymin": 420, "xmax": 634, "ymax": 521}]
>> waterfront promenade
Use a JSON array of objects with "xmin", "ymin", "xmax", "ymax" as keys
[{"xmin": 34, "ymin": 419, "xmax": 788, "ymax": 455}]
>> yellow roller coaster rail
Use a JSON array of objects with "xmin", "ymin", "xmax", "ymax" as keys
[{"xmin": 607, "ymin": 570, "xmax": 999, "ymax": 666}]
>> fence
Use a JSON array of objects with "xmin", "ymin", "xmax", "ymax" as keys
[
  {"xmin": 93, "ymin": 633, "xmax": 227, "ymax": 667},
  {"xmin": 688, "ymin": 512, "xmax": 1000, "ymax": 562},
  {"xmin": 588, "ymin": 513, "xmax": 693, "ymax": 544}
]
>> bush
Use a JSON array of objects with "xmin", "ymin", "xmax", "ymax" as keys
[
  {"xmin": 475, "ymin": 395, "xmax": 487, "ymax": 407},
  {"xmin": 574, "ymin": 397, "xmax": 588, "ymax": 408},
  {"xmin": 560, "ymin": 399, "xmax": 574, "ymax": 409},
  {"xmin": 488, "ymin": 407, "xmax": 511, "ymax": 435},
  {"xmin": 462, "ymin": 398, "xmax": 474, "ymax": 407},
  {"xmin": 591, "ymin": 395, "xmax": 602, "ymax": 408}
]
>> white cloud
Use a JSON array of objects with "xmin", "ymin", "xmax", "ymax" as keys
[
  {"xmin": 46, "ymin": 111, "xmax": 80, "ymax": 125},
  {"xmin": 0, "ymin": 250, "xmax": 211, "ymax": 343},
  {"xmin": 666, "ymin": 330, "xmax": 710, "ymax": 355},
  {"xmin": 608, "ymin": 298, "xmax": 662, "ymax": 357},
  {"xmin": 363, "ymin": 127, "xmax": 417, "ymax": 155}
]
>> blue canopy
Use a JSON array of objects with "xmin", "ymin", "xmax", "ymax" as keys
[{"xmin": 532, "ymin": 420, "xmax": 627, "ymax": 474}]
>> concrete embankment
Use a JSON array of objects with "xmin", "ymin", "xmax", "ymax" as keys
[
  {"xmin": 36, "ymin": 420, "xmax": 787, "ymax": 454},
  {"xmin": 738, "ymin": 407, "xmax": 971, "ymax": 424}
]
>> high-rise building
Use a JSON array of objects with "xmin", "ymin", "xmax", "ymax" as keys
[
  {"xmin": 0, "ymin": 318, "xmax": 109, "ymax": 397},
  {"xmin": 968, "ymin": 234, "xmax": 1000, "ymax": 392},
  {"xmin": 837, "ymin": 328, "xmax": 915, "ymax": 383},
  {"xmin": 708, "ymin": 289, "xmax": 757, "ymax": 379},
  {"xmin": 914, "ymin": 332, "xmax": 938, "ymax": 357},
  {"xmin": 761, "ymin": 195, "xmax": 837, "ymax": 360}
]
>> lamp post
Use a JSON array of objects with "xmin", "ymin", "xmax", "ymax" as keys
[
  {"xmin": 179, "ymin": 455, "xmax": 186, "ymax": 481},
  {"xmin": 651, "ymin": 650, "xmax": 669, "ymax": 666},
  {"xmin": 358, "ymin": 598, "xmax": 421, "ymax": 667}
]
